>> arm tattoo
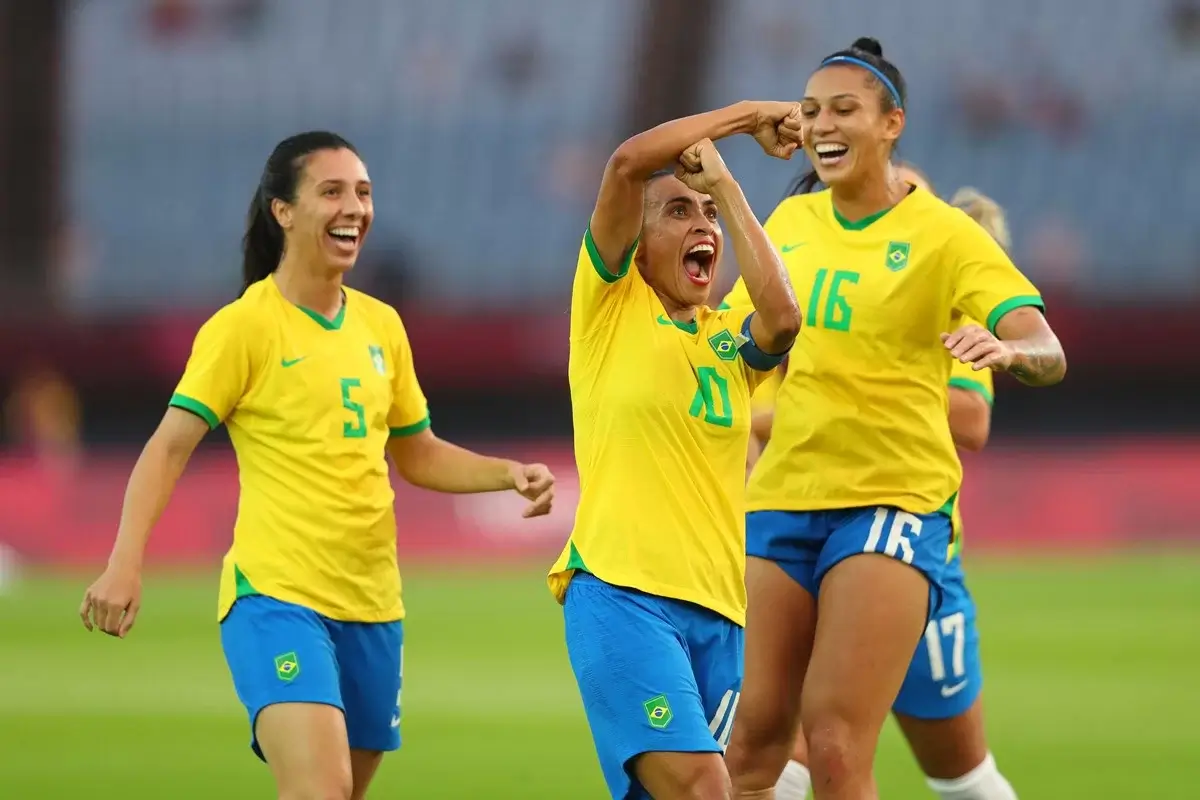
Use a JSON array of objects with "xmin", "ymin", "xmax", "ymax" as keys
[{"xmin": 1007, "ymin": 342, "xmax": 1066, "ymax": 386}]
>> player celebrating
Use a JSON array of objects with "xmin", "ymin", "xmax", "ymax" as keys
[
  {"xmin": 548, "ymin": 103, "xmax": 803, "ymax": 800},
  {"xmin": 721, "ymin": 39, "xmax": 1065, "ymax": 800},
  {"xmin": 763, "ymin": 166, "xmax": 1021, "ymax": 800},
  {"xmin": 79, "ymin": 131, "xmax": 555, "ymax": 800}
]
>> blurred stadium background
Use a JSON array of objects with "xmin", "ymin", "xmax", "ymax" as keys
[{"xmin": 1, "ymin": 0, "xmax": 1198, "ymax": 797}]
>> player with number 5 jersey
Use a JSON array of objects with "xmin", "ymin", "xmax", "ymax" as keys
[
  {"xmin": 548, "ymin": 102, "xmax": 802, "ymax": 799},
  {"xmin": 79, "ymin": 132, "xmax": 555, "ymax": 800},
  {"xmin": 721, "ymin": 39, "xmax": 1066, "ymax": 800}
]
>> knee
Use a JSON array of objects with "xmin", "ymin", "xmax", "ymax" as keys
[
  {"xmin": 726, "ymin": 710, "xmax": 795, "ymax": 781},
  {"xmin": 804, "ymin": 717, "xmax": 862, "ymax": 786},
  {"xmin": 636, "ymin": 752, "xmax": 732, "ymax": 800},
  {"xmin": 668, "ymin": 764, "xmax": 732, "ymax": 800},
  {"xmin": 278, "ymin": 762, "xmax": 353, "ymax": 800}
]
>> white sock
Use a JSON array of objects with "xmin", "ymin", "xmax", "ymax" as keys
[
  {"xmin": 926, "ymin": 753, "xmax": 1017, "ymax": 800},
  {"xmin": 774, "ymin": 759, "xmax": 812, "ymax": 800}
]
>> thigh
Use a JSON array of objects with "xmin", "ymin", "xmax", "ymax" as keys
[
  {"xmin": 563, "ymin": 573, "xmax": 720, "ymax": 800},
  {"xmin": 725, "ymin": 556, "xmax": 817, "ymax": 792},
  {"xmin": 892, "ymin": 565, "xmax": 983, "ymax": 722},
  {"xmin": 330, "ymin": 619, "xmax": 404, "ymax": 754},
  {"xmin": 219, "ymin": 594, "xmax": 344, "ymax": 761},
  {"xmin": 801, "ymin": 552, "xmax": 929, "ymax": 747},
  {"xmin": 256, "ymin": 702, "xmax": 353, "ymax": 798}
]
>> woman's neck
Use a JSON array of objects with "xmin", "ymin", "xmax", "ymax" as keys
[
  {"xmin": 655, "ymin": 289, "xmax": 699, "ymax": 323},
  {"xmin": 273, "ymin": 256, "xmax": 343, "ymax": 319},
  {"xmin": 830, "ymin": 168, "xmax": 908, "ymax": 224}
]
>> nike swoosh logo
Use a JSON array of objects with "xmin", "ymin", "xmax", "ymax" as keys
[
  {"xmin": 940, "ymin": 680, "xmax": 968, "ymax": 698},
  {"xmin": 390, "ymin": 713, "xmax": 401, "ymax": 728},
  {"xmin": 656, "ymin": 315, "xmax": 673, "ymax": 326},
  {"xmin": 780, "ymin": 243, "xmax": 805, "ymax": 252},
  {"xmin": 281, "ymin": 357, "xmax": 307, "ymax": 368}
]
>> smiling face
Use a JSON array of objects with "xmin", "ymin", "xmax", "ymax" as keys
[
  {"xmin": 800, "ymin": 64, "xmax": 905, "ymax": 191},
  {"xmin": 272, "ymin": 147, "xmax": 373, "ymax": 274},
  {"xmin": 636, "ymin": 174, "xmax": 723, "ymax": 310}
]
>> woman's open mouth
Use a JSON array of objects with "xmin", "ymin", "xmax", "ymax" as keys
[{"xmin": 683, "ymin": 243, "xmax": 715, "ymax": 286}]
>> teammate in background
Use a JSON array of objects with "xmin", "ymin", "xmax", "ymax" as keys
[
  {"xmin": 79, "ymin": 132, "xmax": 555, "ymax": 800},
  {"xmin": 721, "ymin": 39, "xmax": 1065, "ymax": 800},
  {"xmin": 765, "ymin": 166, "xmax": 1021, "ymax": 800},
  {"xmin": 549, "ymin": 103, "xmax": 803, "ymax": 799}
]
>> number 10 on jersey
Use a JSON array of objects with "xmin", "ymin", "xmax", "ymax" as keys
[{"xmin": 690, "ymin": 366, "xmax": 733, "ymax": 428}]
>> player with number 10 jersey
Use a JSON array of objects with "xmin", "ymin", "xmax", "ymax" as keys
[{"xmin": 548, "ymin": 101, "xmax": 803, "ymax": 799}]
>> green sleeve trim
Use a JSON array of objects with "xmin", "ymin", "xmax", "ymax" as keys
[
  {"xmin": 169, "ymin": 393, "xmax": 220, "ymax": 430},
  {"xmin": 583, "ymin": 226, "xmax": 636, "ymax": 284},
  {"xmin": 985, "ymin": 295, "xmax": 1045, "ymax": 336},
  {"xmin": 389, "ymin": 414, "xmax": 431, "ymax": 437},
  {"xmin": 948, "ymin": 377, "xmax": 994, "ymax": 406}
]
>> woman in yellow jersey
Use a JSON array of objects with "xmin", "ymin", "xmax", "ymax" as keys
[
  {"xmin": 548, "ymin": 103, "xmax": 804, "ymax": 799},
  {"xmin": 79, "ymin": 131, "xmax": 555, "ymax": 800},
  {"xmin": 720, "ymin": 39, "xmax": 1066, "ymax": 800},
  {"xmin": 766, "ymin": 168, "xmax": 1022, "ymax": 800}
]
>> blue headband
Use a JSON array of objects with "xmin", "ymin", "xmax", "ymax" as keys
[{"xmin": 820, "ymin": 55, "xmax": 903, "ymax": 109}]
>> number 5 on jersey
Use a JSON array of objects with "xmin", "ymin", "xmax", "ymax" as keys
[{"xmin": 341, "ymin": 377, "xmax": 367, "ymax": 438}]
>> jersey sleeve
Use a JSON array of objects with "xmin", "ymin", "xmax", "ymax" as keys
[
  {"xmin": 948, "ymin": 215, "xmax": 1045, "ymax": 335},
  {"xmin": 947, "ymin": 348, "xmax": 995, "ymax": 406},
  {"xmin": 571, "ymin": 227, "xmax": 637, "ymax": 337},
  {"xmin": 387, "ymin": 311, "xmax": 431, "ymax": 437},
  {"xmin": 169, "ymin": 305, "xmax": 254, "ymax": 429}
]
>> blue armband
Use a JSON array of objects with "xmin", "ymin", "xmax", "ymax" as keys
[{"xmin": 738, "ymin": 313, "xmax": 791, "ymax": 371}]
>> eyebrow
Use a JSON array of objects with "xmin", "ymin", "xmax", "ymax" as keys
[
  {"xmin": 317, "ymin": 178, "xmax": 372, "ymax": 187},
  {"xmin": 802, "ymin": 93, "xmax": 859, "ymax": 103},
  {"xmin": 663, "ymin": 195, "xmax": 718, "ymax": 208}
]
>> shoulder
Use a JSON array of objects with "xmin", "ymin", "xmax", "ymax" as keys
[
  {"xmin": 766, "ymin": 191, "xmax": 825, "ymax": 226},
  {"xmin": 197, "ymin": 292, "xmax": 265, "ymax": 340},
  {"xmin": 347, "ymin": 286, "xmax": 404, "ymax": 327}
]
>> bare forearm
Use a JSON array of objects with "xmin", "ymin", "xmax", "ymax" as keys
[
  {"xmin": 391, "ymin": 435, "xmax": 515, "ymax": 493},
  {"xmin": 1006, "ymin": 334, "xmax": 1066, "ymax": 386},
  {"xmin": 610, "ymin": 102, "xmax": 757, "ymax": 180},
  {"xmin": 710, "ymin": 181, "xmax": 800, "ymax": 349},
  {"xmin": 110, "ymin": 439, "xmax": 189, "ymax": 570}
]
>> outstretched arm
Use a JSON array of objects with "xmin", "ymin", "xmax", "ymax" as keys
[
  {"xmin": 677, "ymin": 139, "xmax": 801, "ymax": 357},
  {"xmin": 387, "ymin": 429, "xmax": 554, "ymax": 518},
  {"xmin": 589, "ymin": 101, "xmax": 801, "ymax": 276}
]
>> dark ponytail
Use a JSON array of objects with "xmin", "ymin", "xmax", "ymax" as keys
[
  {"xmin": 784, "ymin": 36, "xmax": 907, "ymax": 201},
  {"xmin": 239, "ymin": 130, "xmax": 359, "ymax": 296}
]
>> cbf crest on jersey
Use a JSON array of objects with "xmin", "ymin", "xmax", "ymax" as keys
[
  {"xmin": 708, "ymin": 329, "xmax": 738, "ymax": 362},
  {"xmin": 368, "ymin": 345, "xmax": 386, "ymax": 375},
  {"xmin": 886, "ymin": 241, "xmax": 911, "ymax": 271}
]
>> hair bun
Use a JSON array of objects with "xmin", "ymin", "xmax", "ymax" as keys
[{"xmin": 851, "ymin": 37, "xmax": 883, "ymax": 57}]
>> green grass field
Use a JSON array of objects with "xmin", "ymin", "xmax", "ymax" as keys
[{"xmin": 2, "ymin": 555, "xmax": 1198, "ymax": 798}]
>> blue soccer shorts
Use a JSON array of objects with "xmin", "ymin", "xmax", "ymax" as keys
[
  {"xmin": 892, "ymin": 556, "xmax": 984, "ymax": 719},
  {"xmin": 220, "ymin": 594, "xmax": 404, "ymax": 760},
  {"xmin": 562, "ymin": 572, "xmax": 743, "ymax": 800},
  {"xmin": 746, "ymin": 506, "xmax": 954, "ymax": 618}
]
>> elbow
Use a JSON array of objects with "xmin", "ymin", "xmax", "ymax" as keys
[
  {"xmin": 607, "ymin": 143, "xmax": 639, "ymax": 182},
  {"xmin": 764, "ymin": 304, "xmax": 802, "ymax": 352},
  {"xmin": 956, "ymin": 429, "xmax": 989, "ymax": 453}
]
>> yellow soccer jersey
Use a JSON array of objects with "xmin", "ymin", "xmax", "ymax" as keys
[
  {"xmin": 548, "ymin": 230, "xmax": 775, "ymax": 626},
  {"xmin": 946, "ymin": 332, "xmax": 994, "ymax": 558},
  {"xmin": 725, "ymin": 187, "xmax": 1041, "ymax": 516},
  {"xmin": 170, "ymin": 277, "xmax": 430, "ymax": 623}
]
